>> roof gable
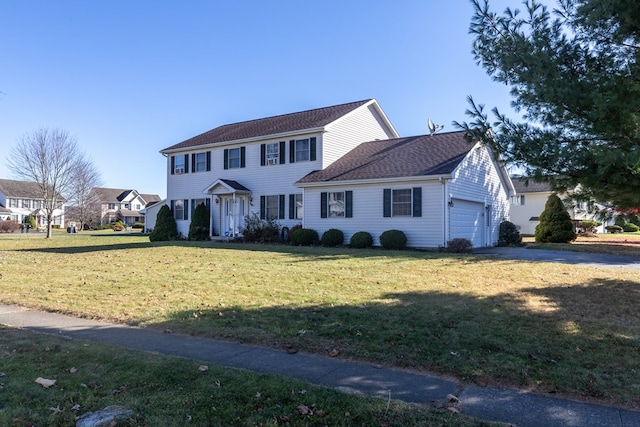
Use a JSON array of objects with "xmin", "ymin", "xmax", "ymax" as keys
[
  {"xmin": 162, "ymin": 99, "xmax": 374, "ymax": 152},
  {"xmin": 296, "ymin": 131, "xmax": 475, "ymax": 184},
  {"xmin": 92, "ymin": 187, "xmax": 160, "ymax": 204}
]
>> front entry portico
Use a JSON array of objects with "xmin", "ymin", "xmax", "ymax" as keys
[{"xmin": 203, "ymin": 179, "xmax": 251, "ymax": 239}]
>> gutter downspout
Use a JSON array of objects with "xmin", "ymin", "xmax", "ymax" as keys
[{"xmin": 441, "ymin": 177, "xmax": 448, "ymax": 247}]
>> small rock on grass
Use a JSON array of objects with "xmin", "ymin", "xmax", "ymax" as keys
[{"xmin": 75, "ymin": 405, "xmax": 134, "ymax": 427}]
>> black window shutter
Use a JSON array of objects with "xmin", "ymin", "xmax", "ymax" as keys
[
  {"xmin": 320, "ymin": 192, "xmax": 328, "ymax": 218},
  {"xmin": 289, "ymin": 140, "xmax": 295, "ymax": 163},
  {"xmin": 310, "ymin": 137, "xmax": 316, "ymax": 161},
  {"xmin": 345, "ymin": 191, "xmax": 353, "ymax": 218},
  {"xmin": 223, "ymin": 149, "xmax": 229, "ymax": 170},
  {"xmin": 184, "ymin": 155, "xmax": 189, "ymax": 173},
  {"xmin": 206, "ymin": 151, "xmax": 211, "ymax": 171},
  {"xmin": 184, "ymin": 199, "xmax": 189, "ymax": 221},
  {"xmin": 260, "ymin": 144, "xmax": 266, "ymax": 166},
  {"xmin": 412, "ymin": 187, "xmax": 422, "ymax": 217},
  {"xmin": 240, "ymin": 147, "xmax": 246, "ymax": 168},
  {"xmin": 191, "ymin": 199, "xmax": 195, "ymax": 217},
  {"xmin": 383, "ymin": 189, "xmax": 391, "ymax": 217},
  {"xmin": 191, "ymin": 154, "xmax": 196, "ymax": 172},
  {"xmin": 289, "ymin": 194, "xmax": 295, "ymax": 219},
  {"xmin": 205, "ymin": 198, "xmax": 211, "ymax": 212},
  {"xmin": 170, "ymin": 200, "xmax": 175, "ymax": 214},
  {"xmin": 260, "ymin": 196, "xmax": 266, "ymax": 219},
  {"xmin": 279, "ymin": 195, "xmax": 285, "ymax": 219},
  {"xmin": 171, "ymin": 156, "xmax": 175, "ymax": 175},
  {"xmin": 279, "ymin": 141, "xmax": 286, "ymax": 164}
]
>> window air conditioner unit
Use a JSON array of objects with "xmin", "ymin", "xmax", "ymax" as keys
[
  {"xmin": 175, "ymin": 167, "xmax": 184, "ymax": 174},
  {"xmin": 267, "ymin": 158, "xmax": 278, "ymax": 165}
]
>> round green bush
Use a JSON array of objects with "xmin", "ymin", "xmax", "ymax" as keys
[
  {"xmin": 291, "ymin": 228, "xmax": 319, "ymax": 246},
  {"xmin": 606, "ymin": 225, "xmax": 623, "ymax": 233},
  {"xmin": 379, "ymin": 229, "xmax": 407, "ymax": 250},
  {"xmin": 132, "ymin": 222, "xmax": 145, "ymax": 229},
  {"xmin": 321, "ymin": 228, "xmax": 344, "ymax": 247},
  {"xmin": 535, "ymin": 194, "xmax": 576, "ymax": 243},
  {"xmin": 622, "ymin": 222, "xmax": 640, "ymax": 232},
  {"xmin": 497, "ymin": 220, "xmax": 522, "ymax": 246},
  {"xmin": 349, "ymin": 231, "xmax": 373, "ymax": 249}
]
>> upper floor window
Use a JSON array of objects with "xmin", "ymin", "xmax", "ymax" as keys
[
  {"xmin": 135, "ymin": 204, "xmax": 141, "ymax": 210},
  {"xmin": 124, "ymin": 203, "xmax": 131, "ymax": 209},
  {"xmin": 9, "ymin": 199, "xmax": 18, "ymax": 208},
  {"xmin": 192, "ymin": 151, "xmax": 211, "ymax": 172},
  {"xmin": 289, "ymin": 137, "xmax": 316, "ymax": 163},
  {"xmin": 108, "ymin": 203, "xmax": 116, "ymax": 210},
  {"xmin": 510, "ymin": 195, "xmax": 525, "ymax": 206},
  {"xmin": 224, "ymin": 147, "xmax": 246, "ymax": 169},
  {"xmin": 171, "ymin": 154, "xmax": 188, "ymax": 175},
  {"xmin": 383, "ymin": 188, "xmax": 422, "ymax": 218},
  {"xmin": 266, "ymin": 143, "xmax": 279, "ymax": 165},
  {"xmin": 22, "ymin": 199, "xmax": 31, "ymax": 209}
]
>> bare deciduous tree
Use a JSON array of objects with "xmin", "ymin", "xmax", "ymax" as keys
[
  {"xmin": 67, "ymin": 159, "xmax": 103, "ymax": 231},
  {"xmin": 7, "ymin": 127, "xmax": 100, "ymax": 238}
]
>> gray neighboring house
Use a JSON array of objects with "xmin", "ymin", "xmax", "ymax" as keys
[
  {"xmin": 90, "ymin": 187, "xmax": 162, "ymax": 226},
  {"xmin": 0, "ymin": 178, "xmax": 65, "ymax": 227}
]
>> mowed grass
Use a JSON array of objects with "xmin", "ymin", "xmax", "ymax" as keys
[
  {"xmin": 1, "ymin": 233, "xmax": 639, "ymax": 410},
  {"xmin": 1, "ymin": 326, "xmax": 491, "ymax": 427}
]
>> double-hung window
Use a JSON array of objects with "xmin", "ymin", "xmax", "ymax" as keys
[
  {"xmin": 261, "ymin": 141, "xmax": 286, "ymax": 166},
  {"xmin": 171, "ymin": 154, "xmax": 188, "ymax": 175},
  {"xmin": 260, "ymin": 195, "xmax": 285, "ymax": 220},
  {"xmin": 510, "ymin": 195, "xmax": 525, "ymax": 206},
  {"xmin": 383, "ymin": 188, "xmax": 422, "ymax": 217},
  {"xmin": 289, "ymin": 137, "xmax": 316, "ymax": 163},
  {"xmin": 192, "ymin": 151, "xmax": 211, "ymax": 172},
  {"xmin": 224, "ymin": 147, "xmax": 246, "ymax": 169},
  {"xmin": 171, "ymin": 199, "xmax": 189, "ymax": 221},
  {"xmin": 320, "ymin": 191, "xmax": 352, "ymax": 218}
]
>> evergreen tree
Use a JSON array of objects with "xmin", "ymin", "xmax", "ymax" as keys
[
  {"xmin": 457, "ymin": 0, "xmax": 640, "ymax": 208},
  {"xmin": 535, "ymin": 194, "xmax": 577, "ymax": 243},
  {"xmin": 188, "ymin": 203, "xmax": 210, "ymax": 241},
  {"xmin": 149, "ymin": 205, "xmax": 178, "ymax": 242}
]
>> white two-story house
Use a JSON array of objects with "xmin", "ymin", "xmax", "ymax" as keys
[
  {"xmin": 0, "ymin": 178, "xmax": 65, "ymax": 227},
  {"xmin": 91, "ymin": 187, "xmax": 162, "ymax": 226},
  {"xmin": 159, "ymin": 99, "xmax": 398, "ymax": 238},
  {"xmin": 157, "ymin": 99, "xmax": 514, "ymax": 248}
]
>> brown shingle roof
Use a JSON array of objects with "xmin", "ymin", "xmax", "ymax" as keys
[
  {"xmin": 0, "ymin": 179, "xmax": 46, "ymax": 199},
  {"xmin": 92, "ymin": 187, "xmax": 161, "ymax": 204},
  {"xmin": 162, "ymin": 99, "xmax": 373, "ymax": 152},
  {"xmin": 511, "ymin": 177, "xmax": 552, "ymax": 193},
  {"xmin": 296, "ymin": 131, "xmax": 474, "ymax": 184}
]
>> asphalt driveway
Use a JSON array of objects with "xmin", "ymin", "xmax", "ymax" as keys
[{"xmin": 474, "ymin": 246, "xmax": 640, "ymax": 270}]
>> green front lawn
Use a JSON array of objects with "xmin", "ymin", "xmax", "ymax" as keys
[{"xmin": 1, "ymin": 233, "xmax": 639, "ymax": 410}]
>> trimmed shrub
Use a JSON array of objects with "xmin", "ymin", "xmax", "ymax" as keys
[
  {"xmin": 535, "ymin": 194, "xmax": 576, "ymax": 243},
  {"xmin": 132, "ymin": 222, "xmax": 145, "ymax": 229},
  {"xmin": 291, "ymin": 228, "xmax": 319, "ymax": 246},
  {"xmin": 579, "ymin": 220, "xmax": 601, "ymax": 233},
  {"xmin": 379, "ymin": 229, "xmax": 407, "ymax": 250},
  {"xmin": 188, "ymin": 203, "xmax": 211, "ymax": 241},
  {"xmin": 615, "ymin": 215, "xmax": 626, "ymax": 227},
  {"xmin": 25, "ymin": 214, "xmax": 37, "ymax": 230},
  {"xmin": 444, "ymin": 238, "xmax": 473, "ymax": 253},
  {"xmin": 240, "ymin": 213, "xmax": 280, "ymax": 243},
  {"xmin": 497, "ymin": 220, "xmax": 522, "ymax": 246},
  {"xmin": 321, "ymin": 228, "xmax": 344, "ymax": 247},
  {"xmin": 0, "ymin": 220, "xmax": 20, "ymax": 233},
  {"xmin": 606, "ymin": 225, "xmax": 623, "ymax": 233},
  {"xmin": 149, "ymin": 205, "xmax": 178, "ymax": 242},
  {"xmin": 350, "ymin": 231, "xmax": 373, "ymax": 249},
  {"xmin": 622, "ymin": 222, "xmax": 640, "ymax": 232},
  {"xmin": 112, "ymin": 222, "xmax": 125, "ymax": 232}
]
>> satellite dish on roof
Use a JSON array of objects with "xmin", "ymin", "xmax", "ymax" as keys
[{"xmin": 428, "ymin": 118, "xmax": 443, "ymax": 135}]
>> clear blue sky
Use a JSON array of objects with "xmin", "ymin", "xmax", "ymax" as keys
[{"xmin": 0, "ymin": 1, "xmax": 529, "ymax": 199}]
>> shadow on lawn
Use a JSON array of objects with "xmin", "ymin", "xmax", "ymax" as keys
[{"xmin": 147, "ymin": 277, "xmax": 640, "ymax": 407}]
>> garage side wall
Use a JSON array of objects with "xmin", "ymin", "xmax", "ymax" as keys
[{"xmin": 446, "ymin": 144, "xmax": 510, "ymax": 246}]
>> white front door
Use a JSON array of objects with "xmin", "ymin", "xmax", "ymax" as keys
[{"xmin": 223, "ymin": 196, "xmax": 246, "ymax": 237}]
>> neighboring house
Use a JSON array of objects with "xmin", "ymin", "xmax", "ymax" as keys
[
  {"xmin": 91, "ymin": 187, "xmax": 162, "ymax": 226},
  {"xmin": 159, "ymin": 99, "xmax": 514, "ymax": 248},
  {"xmin": 0, "ymin": 178, "xmax": 65, "ymax": 227},
  {"xmin": 160, "ymin": 99, "xmax": 399, "ymax": 238},
  {"xmin": 510, "ymin": 177, "xmax": 610, "ymax": 235},
  {"xmin": 297, "ymin": 132, "xmax": 514, "ymax": 248}
]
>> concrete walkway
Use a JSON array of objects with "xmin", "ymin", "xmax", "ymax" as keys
[{"xmin": 1, "ymin": 304, "xmax": 639, "ymax": 427}]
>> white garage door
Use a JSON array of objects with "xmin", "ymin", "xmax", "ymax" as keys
[{"xmin": 449, "ymin": 199, "xmax": 484, "ymax": 248}]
